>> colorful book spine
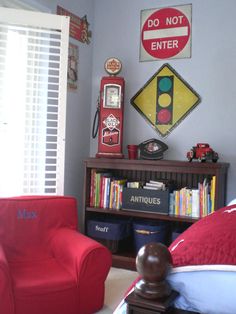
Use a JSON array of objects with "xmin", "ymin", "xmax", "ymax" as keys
[
  {"xmin": 169, "ymin": 193, "xmax": 175, "ymax": 215},
  {"xmin": 210, "ymin": 175, "xmax": 216, "ymax": 213},
  {"xmin": 192, "ymin": 189, "xmax": 200, "ymax": 218},
  {"xmin": 174, "ymin": 190, "xmax": 180, "ymax": 216},
  {"xmin": 103, "ymin": 177, "xmax": 111, "ymax": 208},
  {"xmin": 186, "ymin": 189, "xmax": 192, "ymax": 216},
  {"xmin": 95, "ymin": 172, "xmax": 102, "ymax": 207},
  {"xmin": 89, "ymin": 169, "xmax": 96, "ymax": 207},
  {"xmin": 99, "ymin": 175, "xmax": 105, "ymax": 208}
]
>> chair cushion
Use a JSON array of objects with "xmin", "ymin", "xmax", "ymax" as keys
[
  {"xmin": 10, "ymin": 258, "xmax": 77, "ymax": 297},
  {"xmin": 10, "ymin": 258, "xmax": 79, "ymax": 314}
]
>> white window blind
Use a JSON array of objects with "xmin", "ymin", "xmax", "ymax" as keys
[{"xmin": 0, "ymin": 8, "xmax": 69, "ymax": 196}]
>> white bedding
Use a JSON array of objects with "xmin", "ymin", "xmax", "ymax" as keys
[
  {"xmin": 167, "ymin": 266, "xmax": 236, "ymax": 314},
  {"xmin": 114, "ymin": 266, "xmax": 236, "ymax": 314}
]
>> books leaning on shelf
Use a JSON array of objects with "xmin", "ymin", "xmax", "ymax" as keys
[
  {"xmin": 109, "ymin": 179, "xmax": 127, "ymax": 210},
  {"xmin": 90, "ymin": 169, "xmax": 112, "ymax": 208},
  {"xmin": 169, "ymin": 176, "xmax": 216, "ymax": 219},
  {"xmin": 89, "ymin": 169, "xmax": 127, "ymax": 210}
]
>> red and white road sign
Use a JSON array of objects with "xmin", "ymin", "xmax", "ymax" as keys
[{"xmin": 140, "ymin": 5, "xmax": 191, "ymax": 61}]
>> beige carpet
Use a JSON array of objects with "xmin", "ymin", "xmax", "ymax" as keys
[{"xmin": 96, "ymin": 267, "xmax": 138, "ymax": 313}]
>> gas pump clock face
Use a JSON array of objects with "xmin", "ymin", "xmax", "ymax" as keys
[{"xmin": 104, "ymin": 84, "xmax": 121, "ymax": 108}]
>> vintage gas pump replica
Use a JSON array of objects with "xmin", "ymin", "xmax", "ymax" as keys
[{"xmin": 93, "ymin": 58, "xmax": 125, "ymax": 158}]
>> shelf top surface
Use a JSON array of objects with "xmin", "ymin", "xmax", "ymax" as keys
[{"xmin": 84, "ymin": 157, "xmax": 229, "ymax": 169}]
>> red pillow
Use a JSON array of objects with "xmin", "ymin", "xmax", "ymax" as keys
[{"xmin": 169, "ymin": 205, "xmax": 236, "ymax": 267}]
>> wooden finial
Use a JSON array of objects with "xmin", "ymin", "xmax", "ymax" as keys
[{"xmin": 134, "ymin": 242, "xmax": 173, "ymax": 299}]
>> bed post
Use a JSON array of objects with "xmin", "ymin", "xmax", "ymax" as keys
[{"xmin": 125, "ymin": 242, "xmax": 179, "ymax": 313}]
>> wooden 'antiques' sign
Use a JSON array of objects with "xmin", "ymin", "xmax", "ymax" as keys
[{"xmin": 57, "ymin": 6, "xmax": 92, "ymax": 44}]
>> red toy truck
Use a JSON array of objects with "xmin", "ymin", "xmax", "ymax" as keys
[{"xmin": 187, "ymin": 143, "xmax": 218, "ymax": 162}]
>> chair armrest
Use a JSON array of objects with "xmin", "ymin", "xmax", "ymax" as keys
[
  {"xmin": 0, "ymin": 245, "xmax": 14, "ymax": 314},
  {"xmin": 49, "ymin": 228, "xmax": 112, "ymax": 313},
  {"xmin": 49, "ymin": 228, "xmax": 112, "ymax": 282}
]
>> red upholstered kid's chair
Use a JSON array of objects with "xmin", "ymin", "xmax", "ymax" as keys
[{"xmin": 0, "ymin": 196, "xmax": 112, "ymax": 314}]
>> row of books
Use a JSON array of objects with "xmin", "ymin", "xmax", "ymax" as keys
[
  {"xmin": 89, "ymin": 170, "xmax": 167, "ymax": 210},
  {"xmin": 89, "ymin": 170, "xmax": 127, "ymax": 210},
  {"xmin": 169, "ymin": 176, "xmax": 216, "ymax": 218},
  {"xmin": 89, "ymin": 169, "xmax": 216, "ymax": 218}
]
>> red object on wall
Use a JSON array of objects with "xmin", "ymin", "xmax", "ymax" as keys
[
  {"xmin": 96, "ymin": 75, "xmax": 125, "ymax": 158},
  {"xmin": 141, "ymin": 5, "xmax": 191, "ymax": 60},
  {"xmin": 57, "ymin": 6, "xmax": 92, "ymax": 44}
]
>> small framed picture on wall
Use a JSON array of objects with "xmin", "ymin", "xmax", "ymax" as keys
[{"xmin": 68, "ymin": 43, "xmax": 78, "ymax": 91}]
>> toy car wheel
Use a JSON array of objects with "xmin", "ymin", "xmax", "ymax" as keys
[
  {"xmin": 187, "ymin": 155, "xmax": 192, "ymax": 162},
  {"xmin": 198, "ymin": 157, "xmax": 206, "ymax": 162},
  {"xmin": 212, "ymin": 153, "xmax": 218, "ymax": 163},
  {"xmin": 187, "ymin": 150, "xmax": 194, "ymax": 161}
]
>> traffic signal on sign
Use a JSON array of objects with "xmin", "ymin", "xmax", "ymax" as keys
[{"xmin": 156, "ymin": 76, "xmax": 174, "ymax": 125}]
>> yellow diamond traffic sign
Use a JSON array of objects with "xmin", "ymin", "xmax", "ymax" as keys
[{"xmin": 130, "ymin": 63, "xmax": 201, "ymax": 137}]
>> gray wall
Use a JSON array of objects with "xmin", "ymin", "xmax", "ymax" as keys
[
  {"xmin": 28, "ymin": 0, "xmax": 236, "ymax": 216},
  {"xmin": 91, "ymin": 0, "xmax": 236, "ymax": 204}
]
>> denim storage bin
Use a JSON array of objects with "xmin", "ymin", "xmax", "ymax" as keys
[
  {"xmin": 133, "ymin": 221, "xmax": 168, "ymax": 254},
  {"xmin": 87, "ymin": 219, "xmax": 131, "ymax": 253},
  {"xmin": 171, "ymin": 225, "xmax": 188, "ymax": 242}
]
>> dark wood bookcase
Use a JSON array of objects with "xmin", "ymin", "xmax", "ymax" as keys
[{"xmin": 83, "ymin": 158, "xmax": 229, "ymax": 270}]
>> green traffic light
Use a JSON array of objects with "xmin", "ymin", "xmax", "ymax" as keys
[{"xmin": 158, "ymin": 77, "xmax": 172, "ymax": 92}]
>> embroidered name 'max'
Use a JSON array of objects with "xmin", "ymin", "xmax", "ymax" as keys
[{"xmin": 17, "ymin": 209, "xmax": 38, "ymax": 219}]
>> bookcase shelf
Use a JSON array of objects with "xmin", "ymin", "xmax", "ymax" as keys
[
  {"xmin": 83, "ymin": 158, "xmax": 229, "ymax": 270},
  {"xmin": 86, "ymin": 207, "xmax": 198, "ymax": 223}
]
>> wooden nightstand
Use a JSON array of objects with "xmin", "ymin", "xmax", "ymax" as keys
[
  {"xmin": 125, "ymin": 290, "xmax": 199, "ymax": 314},
  {"xmin": 125, "ymin": 289, "xmax": 178, "ymax": 313}
]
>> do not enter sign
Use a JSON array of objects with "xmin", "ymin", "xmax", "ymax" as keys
[{"xmin": 140, "ymin": 5, "xmax": 191, "ymax": 61}]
